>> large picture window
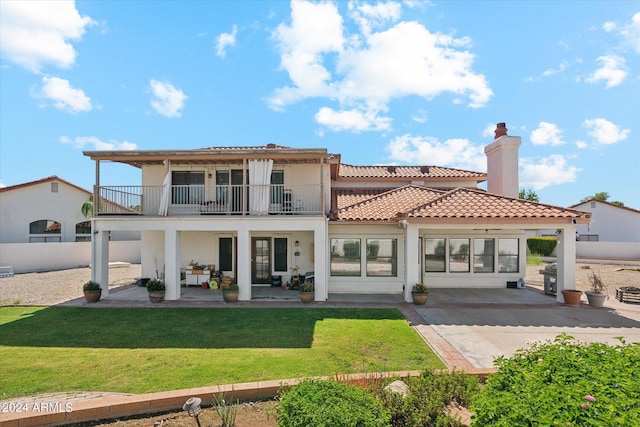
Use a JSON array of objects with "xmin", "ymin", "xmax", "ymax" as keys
[
  {"xmin": 424, "ymin": 238, "xmax": 445, "ymax": 272},
  {"xmin": 330, "ymin": 238, "xmax": 361, "ymax": 276},
  {"xmin": 473, "ymin": 238, "xmax": 494, "ymax": 273},
  {"xmin": 366, "ymin": 239, "xmax": 397, "ymax": 277},
  {"xmin": 29, "ymin": 219, "xmax": 62, "ymax": 243},
  {"xmin": 449, "ymin": 238, "xmax": 470, "ymax": 272},
  {"xmin": 498, "ymin": 238, "xmax": 519, "ymax": 272}
]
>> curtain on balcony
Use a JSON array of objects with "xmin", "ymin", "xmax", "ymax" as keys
[
  {"xmin": 248, "ymin": 159, "xmax": 273, "ymax": 215},
  {"xmin": 158, "ymin": 160, "xmax": 171, "ymax": 216}
]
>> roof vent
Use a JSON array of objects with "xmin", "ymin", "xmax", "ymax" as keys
[
  {"xmin": 387, "ymin": 166, "xmax": 397, "ymax": 173},
  {"xmin": 266, "ymin": 143, "xmax": 277, "ymax": 149},
  {"xmin": 420, "ymin": 166, "xmax": 430, "ymax": 174}
]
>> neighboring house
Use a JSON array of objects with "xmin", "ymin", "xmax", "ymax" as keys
[
  {"xmin": 569, "ymin": 199, "xmax": 640, "ymax": 243},
  {"xmin": 0, "ymin": 176, "xmax": 139, "ymax": 244},
  {"xmin": 83, "ymin": 124, "xmax": 590, "ymax": 303},
  {"xmin": 0, "ymin": 176, "xmax": 96, "ymax": 244}
]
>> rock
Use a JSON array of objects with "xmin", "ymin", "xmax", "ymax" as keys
[{"xmin": 385, "ymin": 380, "xmax": 409, "ymax": 397}]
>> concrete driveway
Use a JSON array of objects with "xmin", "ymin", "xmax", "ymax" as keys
[{"xmin": 412, "ymin": 287, "xmax": 640, "ymax": 370}]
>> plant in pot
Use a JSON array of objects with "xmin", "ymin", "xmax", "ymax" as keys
[
  {"xmin": 585, "ymin": 269, "xmax": 608, "ymax": 307},
  {"xmin": 222, "ymin": 283, "xmax": 239, "ymax": 303},
  {"xmin": 146, "ymin": 279, "xmax": 166, "ymax": 303},
  {"xmin": 299, "ymin": 282, "xmax": 314, "ymax": 303},
  {"xmin": 83, "ymin": 281, "xmax": 102, "ymax": 303},
  {"xmin": 411, "ymin": 283, "xmax": 428, "ymax": 305}
]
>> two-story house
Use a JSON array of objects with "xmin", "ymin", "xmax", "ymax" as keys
[{"xmin": 83, "ymin": 124, "xmax": 590, "ymax": 303}]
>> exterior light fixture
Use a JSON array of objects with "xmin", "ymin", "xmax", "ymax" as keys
[
  {"xmin": 183, "ymin": 397, "xmax": 202, "ymax": 427},
  {"xmin": 295, "ymin": 240, "xmax": 299, "ymax": 247}
]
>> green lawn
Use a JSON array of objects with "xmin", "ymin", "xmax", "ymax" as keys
[{"xmin": 0, "ymin": 307, "xmax": 442, "ymax": 399}]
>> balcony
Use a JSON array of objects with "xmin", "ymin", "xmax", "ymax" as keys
[{"xmin": 95, "ymin": 184, "xmax": 324, "ymax": 216}]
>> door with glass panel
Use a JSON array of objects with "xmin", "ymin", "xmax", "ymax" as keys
[{"xmin": 251, "ymin": 237, "xmax": 271, "ymax": 284}]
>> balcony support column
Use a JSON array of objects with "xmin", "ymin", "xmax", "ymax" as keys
[{"xmin": 164, "ymin": 228, "xmax": 181, "ymax": 301}]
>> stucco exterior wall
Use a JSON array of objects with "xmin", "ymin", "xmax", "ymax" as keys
[
  {"xmin": 0, "ymin": 241, "xmax": 140, "ymax": 274},
  {"xmin": 0, "ymin": 180, "xmax": 92, "ymax": 243},
  {"xmin": 573, "ymin": 200, "xmax": 640, "ymax": 242}
]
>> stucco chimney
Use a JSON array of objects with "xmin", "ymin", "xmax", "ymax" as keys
[{"xmin": 484, "ymin": 122, "xmax": 521, "ymax": 198}]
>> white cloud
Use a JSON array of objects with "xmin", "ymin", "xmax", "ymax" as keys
[
  {"xmin": 315, "ymin": 106, "xmax": 391, "ymax": 132},
  {"xmin": 575, "ymin": 140, "xmax": 588, "ymax": 149},
  {"xmin": 269, "ymin": 0, "xmax": 492, "ymax": 132},
  {"xmin": 32, "ymin": 76, "xmax": 92, "ymax": 113},
  {"xmin": 149, "ymin": 80, "xmax": 188, "ymax": 118},
  {"xmin": 0, "ymin": 0, "xmax": 94, "ymax": 73},
  {"xmin": 520, "ymin": 155, "xmax": 580, "ymax": 190},
  {"xmin": 411, "ymin": 109, "xmax": 428, "ymax": 123},
  {"xmin": 215, "ymin": 25, "xmax": 238, "ymax": 58},
  {"xmin": 530, "ymin": 122, "xmax": 565, "ymax": 146},
  {"xmin": 583, "ymin": 118, "xmax": 630, "ymax": 145},
  {"xmin": 60, "ymin": 136, "xmax": 137, "ymax": 150},
  {"xmin": 348, "ymin": 0, "xmax": 402, "ymax": 37},
  {"xmin": 605, "ymin": 12, "xmax": 640, "ymax": 54},
  {"xmin": 585, "ymin": 55, "xmax": 627, "ymax": 88},
  {"xmin": 386, "ymin": 134, "xmax": 486, "ymax": 171}
]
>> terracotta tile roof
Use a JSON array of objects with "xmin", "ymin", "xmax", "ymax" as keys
[
  {"xmin": 337, "ymin": 164, "xmax": 486, "ymax": 180},
  {"xmin": 333, "ymin": 188, "xmax": 388, "ymax": 210},
  {"xmin": 332, "ymin": 186, "xmax": 590, "ymax": 223},
  {"xmin": 406, "ymin": 188, "xmax": 589, "ymax": 220},
  {"xmin": 333, "ymin": 186, "xmax": 445, "ymax": 221}
]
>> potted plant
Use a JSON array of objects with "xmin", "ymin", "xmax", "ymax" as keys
[
  {"xmin": 585, "ymin": 269, "xmax": 608, "ymax": 307},
  {"xmin": 561, "ymin": 288, "xmax": 582, "ymax": 307},
  {"xmin": 146, "ymin": 279, "xmax": 166, "ymax": 303},
  {"xmin": 83, "ymin": 281, "xmax": 102, "ymax": 303},
  {"xmin": 411, "ymin": 283, "xmax": 428, "ymax": 305},
  {"xmin": 299, "ymin": 282, "xmax": 314, "ymax": 303},
  {"xmin": 222, "ymin": 283, "xmax": 239, "ymax": 303}
]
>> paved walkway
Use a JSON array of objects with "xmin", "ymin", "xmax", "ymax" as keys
[{"xmin": 3, "ymin": 283, "xmax": 640, "ymax": 426}]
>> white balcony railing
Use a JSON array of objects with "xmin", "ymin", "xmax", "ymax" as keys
[{"xmin": 95, "ymin": 184, "xmax": 324, "ymax": 216}]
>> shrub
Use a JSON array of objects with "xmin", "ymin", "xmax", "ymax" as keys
[
  {"xmin": 223, "ymin": 284, "xmax": 239, "ymax": 292},
  {"xmin": 526, "ymin": 236, "xmax": 557, "ymax": 256},
  {"xmin": 378, "ymin": 370, "xmax": 480, "ymax": 427},
  {"xmin": 471, "ymin": 334, "xmax": 640, "ymax": 426},
  {"xmin": 526, "ymin": 252, "xmax": 544, "ymax": 265},
  {"xmin": 276, "ymin": 379, "xmax": 389, "ymax": 427},
  {"xmin": 82, "ymin": 281, "xmax": 101, "ymax": 291},
  {"xmin": 146, "ymin": 279, "xmax": 165, "ymax": 292}
]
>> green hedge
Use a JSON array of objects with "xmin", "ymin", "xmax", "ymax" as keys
[
  {"xmin": 526, "ymin": 236, "xmax": 557, "ymax": 256},
  {"xmin": 276, "ymin": 379, "xmax": 389, "ymax": 427}
]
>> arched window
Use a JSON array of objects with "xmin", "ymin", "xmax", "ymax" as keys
[
  {"xmin": 76, "ymin": 221, "xmax": 91, "ymax": 242},
  {"xmin": 29, "ymin": 219, "xmax": 61, "ymax": 243}
]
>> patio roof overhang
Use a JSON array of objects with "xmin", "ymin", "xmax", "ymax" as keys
[{"xmin": 83, "ymin": 147, "xmax": 329, "ymax": 168}]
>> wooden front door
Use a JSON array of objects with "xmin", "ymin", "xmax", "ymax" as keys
[{"xmin": 251, "ymin": 237, "xmax": 271, "ymax": 284}]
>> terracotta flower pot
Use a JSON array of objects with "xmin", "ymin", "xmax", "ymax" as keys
[
  {"xmin": 148, "ymin": 291, "xmax": 165, "ymax": 303},
  {"xmin": 412, "ymin": 292, "xmax": 428, "ymax": 305},
  {"xmin": 561, "ymin": 289, "xmax": 582, "ymax": 307},
  {"xmin": 83, "ymin": 290, "xmax": 101, "ymax": 303},
  {"xmin": 299, "ymin": 291, "xmax": 314, "ymax": 303},
  {"xmin": 223, "ymin": 290, "xmax": 239, "ymax": 303}
]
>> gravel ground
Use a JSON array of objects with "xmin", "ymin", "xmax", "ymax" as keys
[
  {"xmin": 1, "ymin": 262, "xmax": 638, "ymax": 306},
  {"xmin": 0, "ymin": 264, "xmax": 141, "ymax": 306}
]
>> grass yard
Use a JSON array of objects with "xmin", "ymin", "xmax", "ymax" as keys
[{"xmin": 0, "ymin": 307, "xmax": 442, "ymax": 399}]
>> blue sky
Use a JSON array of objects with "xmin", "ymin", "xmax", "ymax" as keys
[{"xmin": 1, "ymin": 0, "xmax": 638, "ymax": 209}]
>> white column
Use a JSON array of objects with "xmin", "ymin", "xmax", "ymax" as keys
[
  {"xmin": 93, "ymin": 229, "xmax": 110, "ymax": 298},
  {"xmin": 405, "ymin": 224, "xmax": 420, "ymax": 302},
  {"xmin": 556, "ymin": 226, "xmax": 577, "ymax": 302},
  {"xmin": 314, "ymin": 221, "xmax": 327, "ymax": 301},
  {"xmin": 165, "ymin": 229, "xmax": 180, "ymax": 301},
  {"xmin": 237, "ymin": 225, "xmax": 251, "ymax": 301}
]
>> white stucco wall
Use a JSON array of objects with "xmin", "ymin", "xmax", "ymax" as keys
[
  {"xmin": 573, "ymin": 200, "xmax": 640, "ymax": 242},
  {"xmin": 0, "ymin": 240, "xmax": 140, "ymax": 274},
  {"xmin": 0, "ymin": 180, "xmax": 92, "ymax": 243}
]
